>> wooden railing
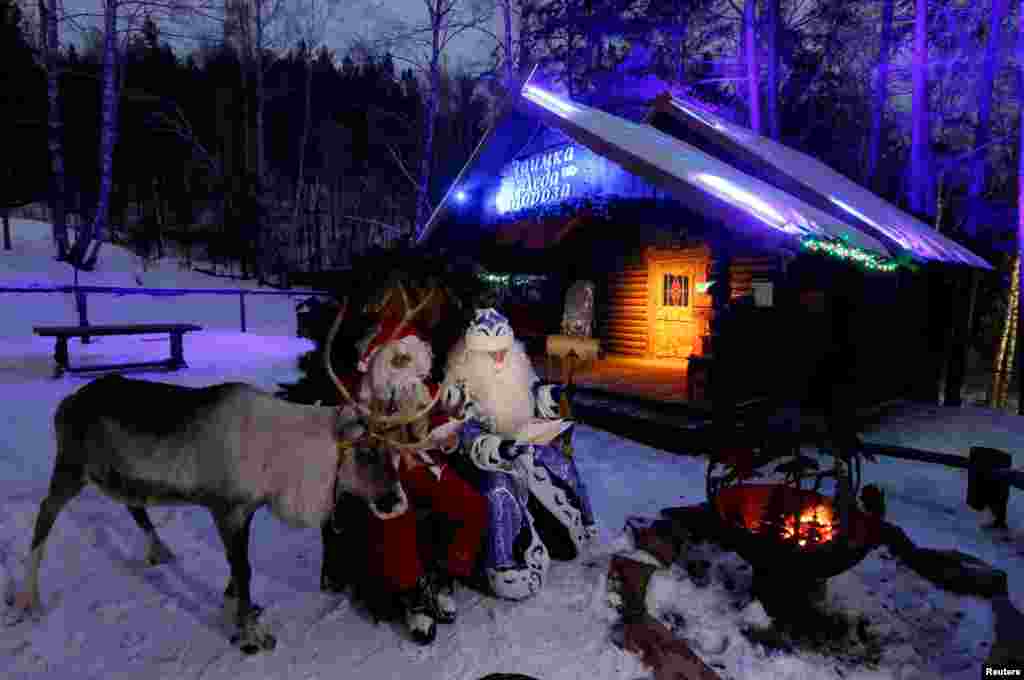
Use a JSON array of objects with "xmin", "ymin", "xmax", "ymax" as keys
[{"xmin": 0, "ymin": 285, "xmax": 331, "ymax": 334}]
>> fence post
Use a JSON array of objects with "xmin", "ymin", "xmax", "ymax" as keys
[
  {"xmin": 77, "ymin": 289, "xmax": 91, "ymax": 344},
  {"xmin": 966, "ymin": 446, "xmax": 1012, "ymax": 529},
  {"xmin": 239, "ymin": 291, "xmax": 247, "ymax": 333}
]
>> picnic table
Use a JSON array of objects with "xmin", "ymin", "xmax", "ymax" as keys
[{"xmin": 33, "ymin": 323, "xmax": 203, "ymax": 378}]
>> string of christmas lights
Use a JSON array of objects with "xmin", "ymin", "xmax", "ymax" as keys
[{"xmin": 800, "ymin": 236, "xmax": 900, "ymax": 272}]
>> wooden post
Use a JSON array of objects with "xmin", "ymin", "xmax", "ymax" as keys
[
  {"xmin": 966, "ymin": 446, "xmax": 1012, "ymax": 528},
  {"xmin": 169, "ymin": 331, "xmax": 185, "ymax": 369},
  {"xmin": 77, "ymin": 289, "xmax": 91, "ymax": 344},
  {"xmin": 708, "ymin": 241, "xmax": 733, "ymax": 438},
  {"xmin": 239, "ymin": 291, "xmax": 247, "ymax": 333},
  {"xmin": 927, "ymin": 264, "xmax": 953, "ymax": 403},
  {"xmin": 54, "ymin": 336, "xmax": 69, "ymax": 378},
  {"xmin": 944, "ymin": 269, "xmax": 978, "ymax": 407}
]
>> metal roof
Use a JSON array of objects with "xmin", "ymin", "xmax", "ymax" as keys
[{"xmin": 418, "ymin": 74, "xmax": 991, "ymax": 271}]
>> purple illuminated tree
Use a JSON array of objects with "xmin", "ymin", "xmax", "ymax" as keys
[
  {"xmin": 743, "ymin": 0, "xmax": 760, "ymax": 134},
  {"xmin": 966, "ymin": 0, "xmax": 1009, "ymax": 236},
  {"xmin": 865, "ymin": 0, "xmax": 895, "ymax": 191},
  {"xmin": 907, "ymin": 0, "xmax": 930, "ymax": 216}
]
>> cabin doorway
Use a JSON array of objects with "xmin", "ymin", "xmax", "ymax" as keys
[{"xmin": 648, "ymin": 249, "xmax": 707, "ymax": 360}]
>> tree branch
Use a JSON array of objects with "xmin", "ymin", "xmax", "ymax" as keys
[{"xmin": 385, "ymin": 143, "xmax": 421, "ymax": 191}]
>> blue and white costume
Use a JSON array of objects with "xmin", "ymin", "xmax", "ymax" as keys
[{"xmin": 444, "ymin": 308, "xmax": 596, "ymax": 600}]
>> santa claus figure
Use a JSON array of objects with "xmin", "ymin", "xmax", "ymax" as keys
[
  {"xmin": 444, "ymin": 308, "xmax": 597, "ymax": 600},
  {"xmin": 321, "ymin": 314, "xmax": 486, "ymax": 646}
]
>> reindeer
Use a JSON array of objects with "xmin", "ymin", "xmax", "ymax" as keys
[{"xmin": 13, "ymin": 293, "xmax": 448, "ymax": 654}]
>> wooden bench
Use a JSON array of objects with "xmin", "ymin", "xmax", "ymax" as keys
[{"xmin": 33, "ymin": 324, "xmax": 203, "ymax": 378}]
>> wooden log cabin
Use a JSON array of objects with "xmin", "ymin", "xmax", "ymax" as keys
[{"xmin": 417, "ymin": 73, "xmax": 992, "ymax": 411}]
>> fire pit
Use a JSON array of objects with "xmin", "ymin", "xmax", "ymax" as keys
[
  {"xmin": 706, "ymin": 443, "xmax": 884, "ymax": 621},
  {"xmin": 715, "ymin": 484, "xmax": 878, "ymax": 574}
]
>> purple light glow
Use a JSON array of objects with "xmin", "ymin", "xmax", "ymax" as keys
[
  {"xmin": 671, "ymin": 100, "xmax": 724, "ymax": 131},
  {"xmin": 691, "ymin": 173, "xmax": 789, "ymax": 230},
  {"xmin": 828, "ymin": 194, "xmax": 936, "ymax": 256},
  {"xmin": 522, "ymin": 85, "xmax": 579, "ymax": 116},
  {"xmin": 495, "ymin": 185, "xmax": 513, "ymax": 214}
]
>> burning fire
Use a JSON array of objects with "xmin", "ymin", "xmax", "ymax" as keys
[{"xmin": 781, "ymin": 504, "xmax": 836, "ymax": 547}]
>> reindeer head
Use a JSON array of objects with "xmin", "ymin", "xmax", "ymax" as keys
[{"xmin": 324, "ymin": 284, "xmax": 454, "ymax": 520}]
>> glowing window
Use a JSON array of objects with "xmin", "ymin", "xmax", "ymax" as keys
[{"xmin": 663, "ymin": 274, "xmax": 689, "ymax": 307}]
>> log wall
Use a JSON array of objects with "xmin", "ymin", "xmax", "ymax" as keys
[{"xmin": 603, "ymin": 262, "xmax": 649, "ymax": 357}]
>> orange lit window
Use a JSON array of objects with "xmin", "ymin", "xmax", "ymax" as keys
[{"xmin": 663, "ymin": 274, "xmax": 689, "ymax": 307}]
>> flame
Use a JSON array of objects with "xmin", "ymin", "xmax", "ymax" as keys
[{"xmin": 781, "ymin": 504, "xmax": 836, "ymax": 547}]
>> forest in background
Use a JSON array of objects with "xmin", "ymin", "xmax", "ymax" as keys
[{"xmin": 2, "ymin": 0, "xmax": 1024, "ymax": 406}]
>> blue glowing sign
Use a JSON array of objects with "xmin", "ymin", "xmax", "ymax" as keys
[{"xmin": 495, "ymin": 145, "xmax": 581, "ymax": 214}]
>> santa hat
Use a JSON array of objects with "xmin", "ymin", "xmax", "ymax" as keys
[
  {"xmin": 465, "ymin": 308, "xmax": 514, "ymax": 353},
  {"xmin": 356, "ymin": 315, "xmax": 428, "ymax": 373}
]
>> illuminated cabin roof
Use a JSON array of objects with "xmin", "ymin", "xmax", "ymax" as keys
[
  {"xmin": 418, "ymin": 73, "xmax": 990, "ymax": 271},
  {"xmin": 646, "ymin": 94, "xmax": 990, "ymax": 270}
]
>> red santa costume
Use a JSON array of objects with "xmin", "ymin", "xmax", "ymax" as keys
[{"xmin": 321, "ymin": 315, "xmax": 486, "ymax": 646}]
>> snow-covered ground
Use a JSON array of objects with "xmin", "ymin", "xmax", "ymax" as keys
[{"xmin": 0, "ymin": 219, "xmax": 1021, "ymax": 680}]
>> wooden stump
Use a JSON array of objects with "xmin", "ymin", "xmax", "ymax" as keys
[{"xmin": 618, "ymin": 613, "xmax": 725, "ymax": 680}]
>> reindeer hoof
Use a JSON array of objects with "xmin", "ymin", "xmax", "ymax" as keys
[
  {"xmin": 146, "ymin": 542, "xmax": 176, "ymax": 566},
  {"xmin": 231, "ymin": 626, "xmax": 276, "ymax": 654},
  {"xmin": 12, "ymin": 591, "xmax": 40, "ymax": 614}
]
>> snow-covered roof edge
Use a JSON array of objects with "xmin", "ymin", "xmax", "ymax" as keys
[
  {"xmin": 647, "ymin": 93, "xmax": 992, "ymax": 270},
  {"xmin": 424, "ymin": 76, "xmax": 991, "ymax": 268}
]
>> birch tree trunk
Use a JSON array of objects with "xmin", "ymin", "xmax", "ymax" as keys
[
  {"xmin": 908, "ymin": 0, "xmax": 929, "ymax": 215},
  {"xmin": 866, "ymin": 0, "xmax": 895, "ymax": 190},
  {"xmin": 502, "ymin": 0, "xmax": 513, "ymax": 87},
  {"xmin": 765, "ymin": 0, "xmax": 780, "ymax": 140},
  {"xmin": 991, "ymin": 254, "xmax": 1019, "ymax": 407},
  {"xmin": 966, "ymin": 0, "xmax": 1009, "ymax": 236},
  {"xmin": 293, "ymin": 42, "xmax": 313, "ymax": 246},
  {"xmin": 676, "ymin": 11, "xmax": 689, "ymax": 85},
  {"xmin": 998, "ymin": 262, "xmax": 1018, "ymax": 407},
  {"xmin": 76, "ymin": 0, "xmax": 119, "ymax": 270},
  {"xmin": 39, "ymin": 0, "xmax": 68, "ymax": 260},
  {"xmin": 414, "ymin": 38, "xmax": 440, "ymax": 237},
  {"xmin": 744, "ymin": 0, "xmax": 761, "ymax": 134},
  {"xmin": 253, "ymin": 0, "xmax": 269, "ymax": 281}
]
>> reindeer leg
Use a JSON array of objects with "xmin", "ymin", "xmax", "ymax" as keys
[
  {"xmin": 211, "ymin": 507, "xmax": 275, "ymax": 654},
  {"xmin": 221, "ymin": 512, "xmax": 262, "ymax": 618},
  {"xmin": 126, "ymin": 507, "xmax": 176, "ymax": 566},
  {"xmin": 15, "ymin": 463, "xmax": 85, "ymax": 613}
]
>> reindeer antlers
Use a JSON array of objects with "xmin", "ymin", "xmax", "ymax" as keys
[
  {"xmin": 386, "ymin": 280, "xmax": 435, "ymax": 344},
  {"xmin": 324, "ymin": 290, "xmax": 453, "ymax": 448}
]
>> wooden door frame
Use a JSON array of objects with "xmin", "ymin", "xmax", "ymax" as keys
[{"xmin": 645, "ymin": 245, "xmax": 712, "ymax": 359}]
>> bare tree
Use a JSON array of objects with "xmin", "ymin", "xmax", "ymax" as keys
[
  {"xmin": 743, "ymin": 0, "xmax": 760, "ymax": 134},
  {"xmin": 866, "ymin": 0, "xmax": 895, "ymax": 190},
  {"xmin": 285, "ymin": 0, "xmax": 338, "ymax": 239},
  {"xmin": 68, "ymin": 0, "xmax": 120, "ymax": 270},
  {"xmin": 37, "ymin": 0, "xmax": 69, "ymax": 260},
  {"xmin": 764, "ymin": 0, "xmax": 779, "ymax": 140},
  {"xmin": 374, "ymin": 0, "xmax": 494, "ymax": 237},
  {"xmin": 965, "ymin": 0, "xmax": 1009, "ymax": 235},
  {"xmin": 56, "ymin": 0, "xmax": 226, "ymax": 271},
  {"xmin": 907, "ymin": 0, "xmax": 929, "ymax": 215},
  {"xmin": 498, "ymin": 0, "xmax": 515, "ymax": 87}
]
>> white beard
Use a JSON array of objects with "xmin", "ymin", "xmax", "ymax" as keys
[{"xmin": 446, "ymin": 338, "xmax": 537, "ymax": 437}]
